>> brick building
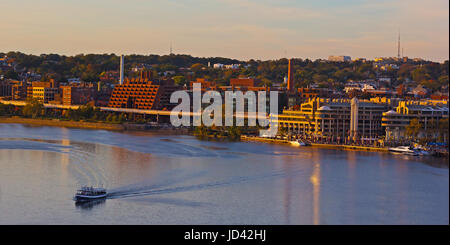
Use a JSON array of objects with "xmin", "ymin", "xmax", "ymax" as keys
[
  {"xmin": 61, "ymin": 86, "xmax": 96, "ymax": 105},
  {"xmin": 108, "ymin": 76, "xmax": 179, "ymax": 110},
  {"xmin": 230, "ymin": 78, "xmax": 255, "ymax": 87}
]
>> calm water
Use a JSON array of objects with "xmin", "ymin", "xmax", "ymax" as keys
[{"xmin": 0, "ymin": 123, "xmax": 448, "ymax": 225}]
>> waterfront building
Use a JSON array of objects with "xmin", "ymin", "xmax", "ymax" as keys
[
  {"xmin": 108, "ymin": 75, "xmax": 179, "ymax": 110},
  {"xmin": 277, "ymin": 97, "xmax": 388, "ymax": 144},
  {"xmin": 382, "ymin": 101, "xmax": 449, "ymax": 141}
]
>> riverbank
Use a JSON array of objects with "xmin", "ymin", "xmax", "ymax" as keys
[
  {"xmin": 0, "ymin": 117, "xmax": 125, "ymax": 131},
  {"xmin": 1, "ymin": 117, "xmax": 445, "ymax": 155},
  {"xmin": 0, "ymin": 117, "xmax": 192, "ymax": 135},
  {"xmin": 240, "ymin": 135, "xmax": 390, "ymax": 152}
]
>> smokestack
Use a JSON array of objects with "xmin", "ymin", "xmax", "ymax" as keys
[
  {"xmin": 287, "ymin": 59, "xmax": 293, "ymax": 92},
  {"xmin": 119, "ymin": 55, "xmax": 125, "ymax": 85},
  {"xmin": 397, "ymin": 30, "xmax": 401, "ymax": 59}
]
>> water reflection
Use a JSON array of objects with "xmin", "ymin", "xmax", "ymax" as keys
[
  {"xmin": 310, "ymin": 152, "xmax": 321, "ymax": 225},
  {"xmin": 75, "ymin": 199, "xmax": 106, "ymax": 210},
  {"xmin": 0, "ymin": 124, "xmax": 448, "ymax": 224}
]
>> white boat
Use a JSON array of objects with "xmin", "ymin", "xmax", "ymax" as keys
[
  {"xmin": 74, "ymin": 186, "xmax": 107, "ymax": 202},
  {"xmin": 290, "ymin": 139, "xmax": 311, "ymax": 147},
  {"xmin": 388, "ymin": 146, "xmax": 418, "ymax": 155}
]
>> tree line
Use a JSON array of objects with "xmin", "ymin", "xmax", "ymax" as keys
[{"xmin": 1, "ymin": 52, "xmax": 448, "ymax": 93}]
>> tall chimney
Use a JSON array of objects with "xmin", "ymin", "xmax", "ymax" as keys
[
  {"xmin": 119, "ymin": 55, "xmax": 125, "ymax": 85},
  {"xmin": 287, "ymin": 59, "xmax": 294, "ymax": 92}
]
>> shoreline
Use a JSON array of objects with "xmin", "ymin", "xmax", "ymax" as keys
[
  {"xmin": 0, "ymin": 117, "xmax": 125, "ymax": 131},
  {"xmin": 0, "ymin": 116, "xmax": 191, "ymax": 135},
  {"xmin": 1, "ymin": 117, "xmax": 447, "ymax": 156},
  {"xmin": 240, "ymin": 135, "xmax": 389, "ymax": 152}
]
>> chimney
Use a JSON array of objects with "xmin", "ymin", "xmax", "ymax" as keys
[
  {"xmin": 119, "ymin": 55, "xmax": 125, "ymax": 85},
  {"xmin": 287, "ymin": 59, "xmax": 294, "ymax": 92}
]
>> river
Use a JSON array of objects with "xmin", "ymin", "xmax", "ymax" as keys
[{"xmin": 0, "ymin": 123, "xmax": 448, "ymax": 224}]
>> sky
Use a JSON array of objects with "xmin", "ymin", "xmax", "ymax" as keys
[{"xmin": 0, "ymin": 0, "xmax": 448, "ymax": 62}]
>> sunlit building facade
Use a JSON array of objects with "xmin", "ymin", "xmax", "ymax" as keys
[
  {"xmin": 277, "ymin": 97, "xmax": 388, "ymax": 143},
  {"xmin": 382, "ymin": 101, "xmax": 449, "ymax": 141}
]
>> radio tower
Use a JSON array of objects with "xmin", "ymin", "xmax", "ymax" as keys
[{"xmin": 397, "ymin": 30, "xmax": 401, "ymax": 59}]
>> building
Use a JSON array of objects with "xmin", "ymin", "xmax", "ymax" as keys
[
  {"xmin": 189, "ymin": 78, "xmax": 217, "ymax": 92},
  {"xmin": 68, "ymin": 78, "xmax": 82, "ymax": 83},
  {"xmin": 0, "ymin": 80, "xmax": 12, "ymax": 98},
  {"xmin": 61, "ymin": 85, "xmax": 96, "ymax": 106},
  {"xmin": 224, "ymin": 64, "xmax": 240, "ymax": 69},
  {"xmin": 213, "ymin": 64, "xmax": 224, "ymax": 69},
  {"xmin": 99, "ymin": 71, "xmax": 120, "ymax": 83},
  {"xmin": 108, "ymin": 75, "xmax": 179, "ymax": 110},
  {"xmin": 11, "ymin": 81, "xmax": 28, "ymax": 100},
  {"xmin": 27, "ymin": 80, "xmax": 59, "ymax": 103},
  {"xmin": 328, "ymin": 56, "xmax": 352, "ymax": 62},
  {"xmin": 32, "ymin": 87, "xmax": 58, "ymax": 103},
  {"xmin": 382, "ymin": 101, "xmax": 449, "ymax": 142},
  {"xmin": 230, "ymin": 78, "xmax": 255, "ymax": 87},
  {"xmin": 277, "ymin": 97, "xmax": 388, "ymax": 144}
]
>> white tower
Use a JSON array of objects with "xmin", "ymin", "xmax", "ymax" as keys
[
  {"xmin": 119, "ymin": 55, "xmax": 125, "ymax": 85},
  {"xmin": 350, "ymin": 97, "xmax": 359, "ymax": 142}
]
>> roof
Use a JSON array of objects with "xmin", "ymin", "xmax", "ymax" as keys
[{"xmin": 318, "ymin": 106, "xmax": 331, "ymax": 111}]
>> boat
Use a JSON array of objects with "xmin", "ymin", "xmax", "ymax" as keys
[
  {"xmin": 74, "ymin": 186, "xmax": 107, "ymax": 202},
  {"xmin": 290, "ymin": 139, "xmax": 311, "ymax": 147},
  {"xmin": 388, "ymin": 146, "xmax": 418, "ymax": 155},
  {"xmin": 412, "ymin": 145, "xmax": 432, "ymax": 156}
]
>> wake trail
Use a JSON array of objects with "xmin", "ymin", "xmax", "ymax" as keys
[
  {"xmin": 107, "ymin": 170, "xmax": 208, "ymax": 196},
  {"xmin": 107, "ymin": 168, "xmax": 303, "ymax": 200}
]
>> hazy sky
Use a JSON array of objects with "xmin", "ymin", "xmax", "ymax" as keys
[{"xmin": 1, "ymin": 0, "xmax": 448, "ymax": 62}]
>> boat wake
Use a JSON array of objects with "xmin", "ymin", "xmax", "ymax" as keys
[{"xmin": 106, "ymin": 168, "xmax": 303, "ymax": 200}]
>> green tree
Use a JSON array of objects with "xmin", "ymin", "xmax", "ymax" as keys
[
  {"xmin": 173, "ymin": 75, "xmax": 187, "ymax": 86},
  {"xmin": 405, "ymin": 118, "xmax": 422, "ymax": 140},
  {"xmin": 438, "ymin": 118, "xmax": 449, "ymax": 143},
  {"xmin": 4, "ymin": 70, "xmax": 19, "ymax": 80},
  {"xmin": 22, "ymin": 98, "xmax": 44, "ymax": 118}
]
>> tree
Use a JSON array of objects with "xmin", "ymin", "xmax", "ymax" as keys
[
  {"xmin": 438, "ymin": 118, "xmax": 449, "ymax": 143},
  {"xmin": 0, "ymin": 103, "xmax": 17, "ymax": 116},
  {"xmin": 405, "ymin": 118, "xmax": 422, "ymax": 140},
  {"xmin": 22, "ymin": 98, "xmax": 44, "ymax": 118},
  {"xmin": 191, "ymin": 63, "xmax": 204, "ymax": 73},
  {"xmin": 4, "ymin": 70, "xmax": 19, "ymax": 80},
  {"xmin": 412, "ymin": 67, "xmax": 431, "ymax": 83},
  {"xmin": 173, "ymin": 75, "xmax": 187, "ymax": 86}
]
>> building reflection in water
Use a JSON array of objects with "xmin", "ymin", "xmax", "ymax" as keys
[
  {"xmin": 310, "ymin": 149, "xmax": 321, "ymax": 225},
  {"xmin": 281, "ymin": 157, "xmax": 292, "ymax": 225},
  {"xmin": 346, "ymin": 151, "xmax": 357, "ymax": 224},
  {"xmin": 280, "ymin": 149, "xmax": 320, "ymax": 225},
  {"xmin": 109, "ymin": 145, "xmax": 155, "ymax": 183}
]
